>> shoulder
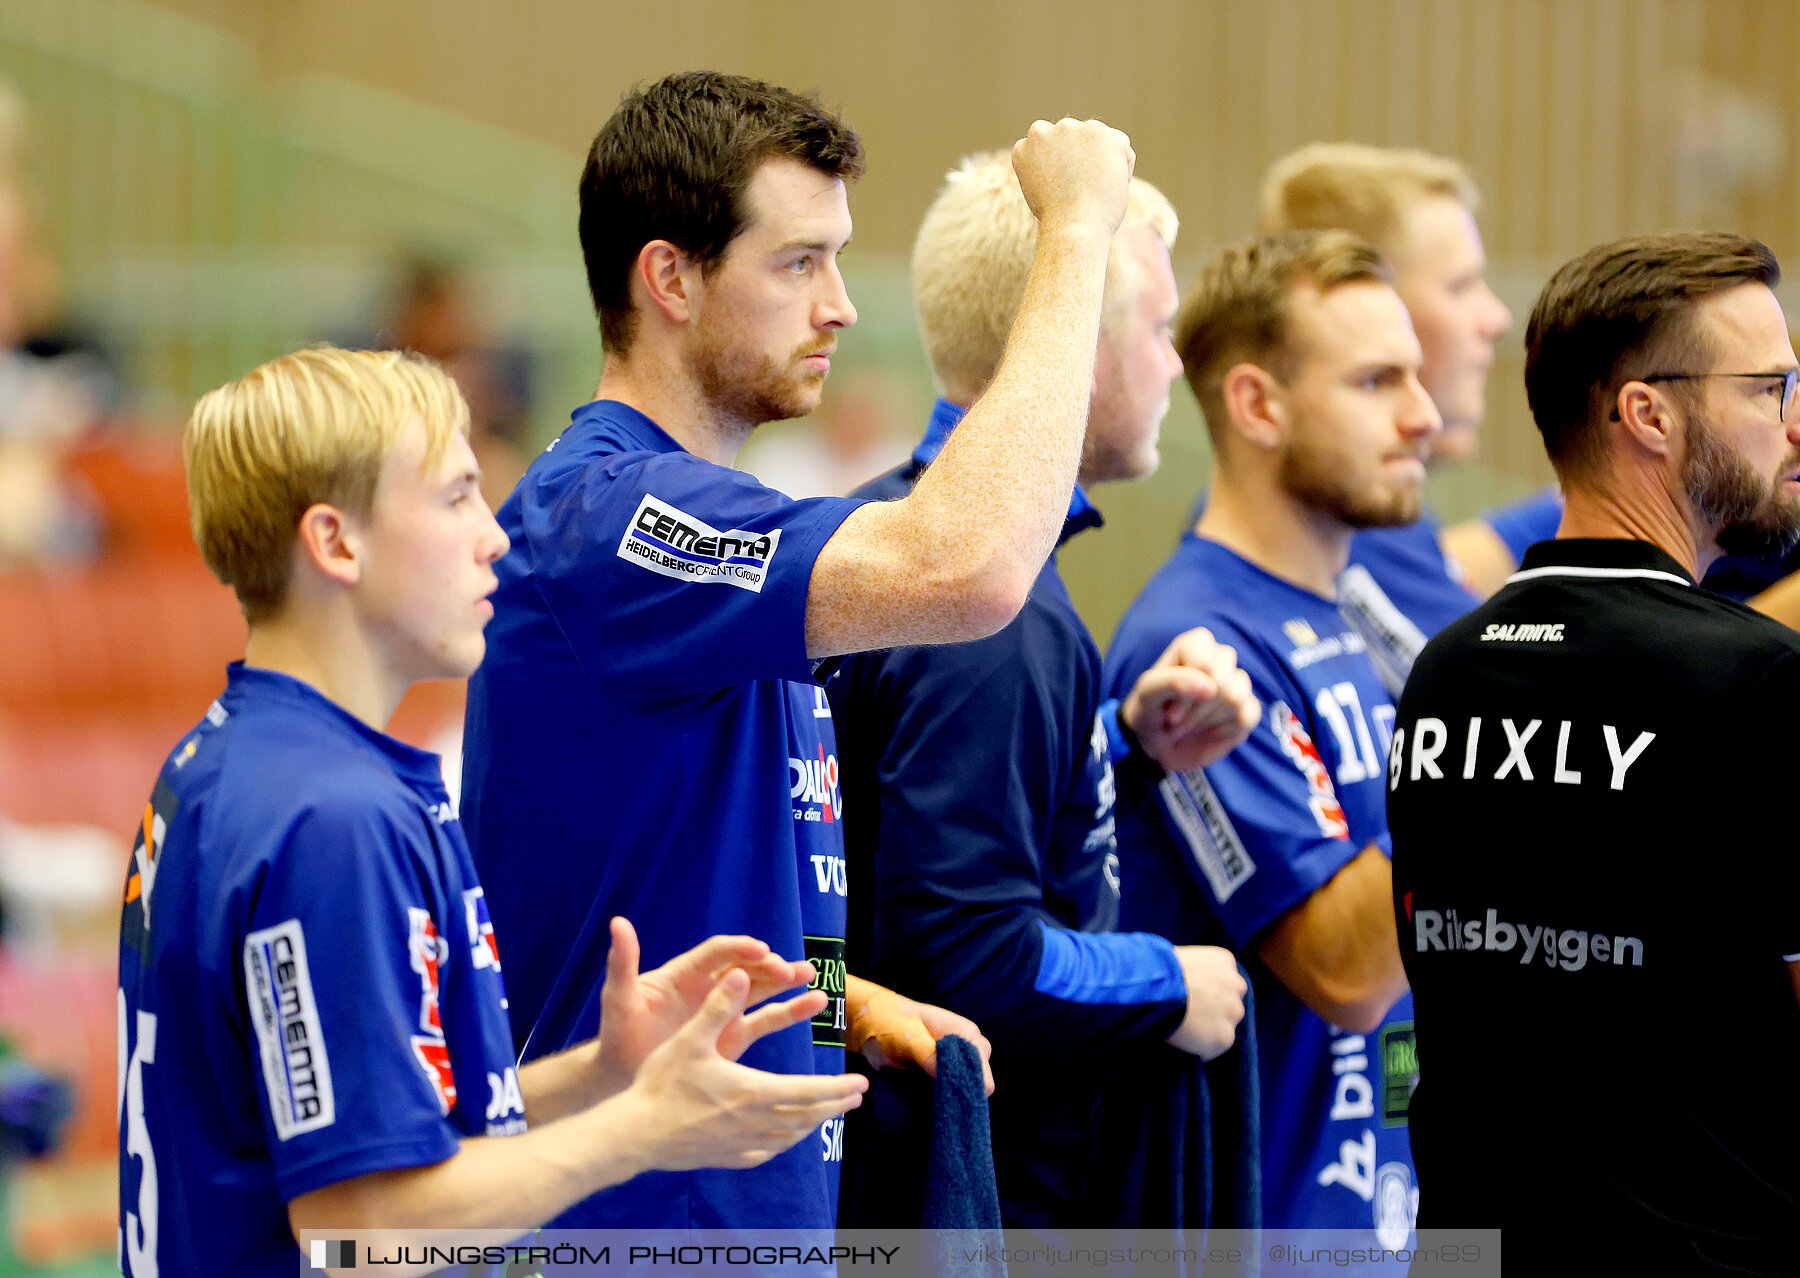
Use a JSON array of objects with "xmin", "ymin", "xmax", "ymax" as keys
[
  {"xmin": 1417, "ymin": 569, "xmax": 1800, "ymax": 684},
  {"xmin": 1691, "ymin": 587, "xmax": 1800, "ymax": 649},
  {"xmin": 844, "ymin": 571, "xmax": 1090, "ymax": 702},
  {"xmin": 212, "ymin": 717, "xmax": 429, "ymax": 861},
  {"xmin": 1695, "ymin": 593, "xmax": 1800, "ymax": 690},
  {"xmin": 511, "ymin": 440, "xmax": 861, "ymax": 610},
  {"xmin": 1113, "ymin": 541, "xmax": 1215, "ymax": 642},
  {"xmin": 1111, "ymin": 547, "xmax": 1281, "ymax": 674},
  {"xmin": 1351, "ymin": 518, "xmax": 1445, "ymax": 562},
  {"xmin": 517, "ymin": 436, "xmax": 726, "ymax": 517}
]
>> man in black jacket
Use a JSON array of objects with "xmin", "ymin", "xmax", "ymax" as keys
[{"xmin": 1389, "ymin": 232, "xmax": 1800, "ymax": 1273}]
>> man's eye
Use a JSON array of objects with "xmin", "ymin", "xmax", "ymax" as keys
[{"xmin": 789, "ymin": 257, "xmax": 813, "ymax": 274}]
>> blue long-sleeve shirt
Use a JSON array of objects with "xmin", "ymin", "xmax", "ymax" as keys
[{"xmin": 828, "ymin": 400, "xmax": 1188, "ymax": 1226}]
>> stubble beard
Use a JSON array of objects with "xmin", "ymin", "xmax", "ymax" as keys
[
  {"xmin": 1080, "ymin": 393, "xmax": 1168, "ymax": 486},
  {"xmin": 691, "ymin": 319, "xmax": 827, "ymax": 428},
  {"xmin": 1281, "ymin": 432, "xmax": 1424, "ymax": 530},
  {"xmin": 1682, "ymin": 414, "xmax": 1800, "ymax": 558}
]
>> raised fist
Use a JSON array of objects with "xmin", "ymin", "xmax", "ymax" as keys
[{"xmin": 1010, "ymin": 118, "xmax": 1135, "ymax": 236}]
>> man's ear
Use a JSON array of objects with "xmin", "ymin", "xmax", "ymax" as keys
[
  {"xmin": 1220, "ymin": 362, "xmax": 1286, "ymax": 451},
  {"xmin": 1615, "ymin": 381, "xmax": 1676, "ymax": 459},
  {"xmin": 294, "ymin": 503, "xmax": 361, "ymax": 588},
  {"xmin": 631, "ymin": 240, "xmax": 700, "ymax": 327}
]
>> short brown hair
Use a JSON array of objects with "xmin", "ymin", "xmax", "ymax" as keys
[
  {"xmin": 1177, "ymin": 230, "xmax": 1392, "ymax": 447},
  {"xmin": 1524, "ymin": 232, "xmax": 1780, "ymax": 481},
  {"xmin": 185, "ymin": 347, "xmax": 469, "ymax": 625},
  {"xmin": 580, "ymin": 71, "xmax": 864, "ymax": 356},
  {"xmin": 1259, "ymin": 142, "xmax": 1477, "ymax": 263}
]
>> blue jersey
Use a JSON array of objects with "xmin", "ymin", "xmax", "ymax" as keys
[
  {"xmin": 117, "ymin": 666, "xmax": 523, "ymax": 1278},
  {"xmin": 1476, "ymin": 485, "xmax": 1800, "ymax": 601},
  {"xmin": 1706, "ymin": 543, "xmax": 1800, "ymax": 600},
  {"xmin": 1103, "ymin": 536, "xmax": 1417, "ymax": 1251},
  {"xmin": 829, "ymin": 401, "xmax": 1187, "ymax": 1226},
  {"xmin": 1190, "ymin": 493, "xmax": 1471, "ymax": 661},
  {"xmin": 1480, "ymin": 487, "xmax": 1562, "ymax": 565},
  {"xmin": 462, "ymin": 400, "xmax": 864, "ymax": 1229},
  {"xmin": 1345, "ymin": 515, "xmax": 1478, "ymax": 641}
]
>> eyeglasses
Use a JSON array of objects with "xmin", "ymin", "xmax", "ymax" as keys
[{"xmin": 1609, "ymin": 369, "xmax": 1800, "ymax": 421}]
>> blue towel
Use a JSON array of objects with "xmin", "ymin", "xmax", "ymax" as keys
[
  {"xmin": 922, "ymin": 1035, "xmax": 1004, "ymax": 1277},
  {"xmin": 924, "ymin": 1035, "xmax": 1002, "ymax": 1227},
  {"xmin": 1089, "ymin": 962, "xmax": 1262, "ymax": 1276},
  {"xmin": 838, "ymin": 1035, "xmax": 1006, "ymax": 1276}
]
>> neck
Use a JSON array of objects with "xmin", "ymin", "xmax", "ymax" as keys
[
  {"xmin": 1557, "ymin": 463, "xmax": 1711, "ymax": 578},
  {"xmin": 594, "ymin": 347, "xmax": 753, "ymax": 466},
  {"xmin": 242, "ymin": 608, "xmax": 407, "ymax": 732},
  {"xmin": 1198, "ymin": 471, "xmax": 1354, "ymax": 598}
]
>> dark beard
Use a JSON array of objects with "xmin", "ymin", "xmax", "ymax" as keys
[{"xmin": 1682, "ymin": 416, "xmax": 1800, "ymax": 558}]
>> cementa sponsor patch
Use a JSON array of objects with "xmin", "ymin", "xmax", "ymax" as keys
[{"xmin": 617, "ymin": 493, "xmax": 781, "ymax": 592}]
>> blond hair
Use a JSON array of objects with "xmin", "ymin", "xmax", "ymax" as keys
[
  {"xmin": 1177, "ymin": 230, "xmax": 1391, "ymax": 450},
  {"xmin": 1259, "ymin": 142, "xmax": 1476, "ymax": 265},
  {"xmin": 185, "ymin": 347, "xmax": 470, "ymax": 624},
  {"xmin": 911, "ymin": 150, "xmax": 1178, "ymax": 402}
]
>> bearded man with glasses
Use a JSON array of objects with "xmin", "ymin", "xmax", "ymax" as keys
[
  {"xmin": 1619, "ymin": 368, "xmax": 1800, "ymax": 557},
  {"xmin": 1388, "ymin": 232, "xmax": 1800, "ymax": 1273}
]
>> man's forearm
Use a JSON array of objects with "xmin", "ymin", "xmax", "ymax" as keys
[
  {"xmin": 903, "ymin": 221, "xmax": 1113, "ymax": 587},
  {"xmin": 290, "ymin": 1097, "xmax": 651, "ymax": 1267},
  {"xmin": 864, "ymin": 909, "xmax": 1184, "ymax": 1054},
  {"xmin": 1258, "ymin": 845, "xmax": 1409, "ymax": 1033},
  {"xmin": 803, "ymin": 217, "xmax": 1120, "ymax": 657},
  {"xmin": 518, "ymin": 1039, "xmax": 610, "ymax": 1124}
]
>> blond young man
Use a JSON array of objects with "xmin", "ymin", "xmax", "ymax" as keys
[
  {"xmin": 1105, "ymin": 232, "xmax": 1438, "ymax": 1253},
  {"xmin": 1257, "ymin": 143, "xmax": 1514, "ymax": 649},
  {"xmin": 829, "ymin": 153, "xmax": 1254, "ymax": 1227},
  {"xmin": 117, "ymin": 348, "xmax": 867, "ymax": 1278}
]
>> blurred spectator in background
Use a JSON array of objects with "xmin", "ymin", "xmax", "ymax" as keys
[
  {"xmin": 340, "ymin": 255, "xmax": 548, "ymax": 802},
  {"xmin": 363, "ymin": 254, "xmax": 536, "ymax": 511},
  {"xmin": 0, "ymin": 880, "xmax": 75, "ymax": 1180},
  {"xmin": 0, "ymin": 81, "xmax": 118, "ymax": 567},
  {"xmin": 0, "ymin": 78, "xmax": 241, "ymax": 1272}
]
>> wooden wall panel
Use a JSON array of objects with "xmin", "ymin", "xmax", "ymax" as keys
[
  {"xmin": 125, "ymin": 0, "xmax": 1800, "ymax": 263},
  {"xmin": 53, "ymin": 0, "xmax": 1800, "ymax": 628}
]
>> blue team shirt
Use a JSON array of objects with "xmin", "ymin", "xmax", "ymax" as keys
[
  {"xmin": 117, "ymin": 665, "xmax": 522, "ymax": 1278},
  {"xmin": 1189, "ymin": 491, "xmax": 1474, "ymax": 666},
  {"xmin": 1480, "ymin": 485, "xmax": 1800, "ymax": 602},
  {"xmin": 1480, "ymin": 487, "xmax": 1562, "ymax": 565},
  {"xmin": 462, "ymin": 399, "xmax": 865, "ymax": 1229},
  {"xmin": 1103, "ymin": 536, "xmax": 1417, "ymax": 1251},
  {"xmin": 1345, "ymin": 515, "xmax": 1479, "ymax": 640}
]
